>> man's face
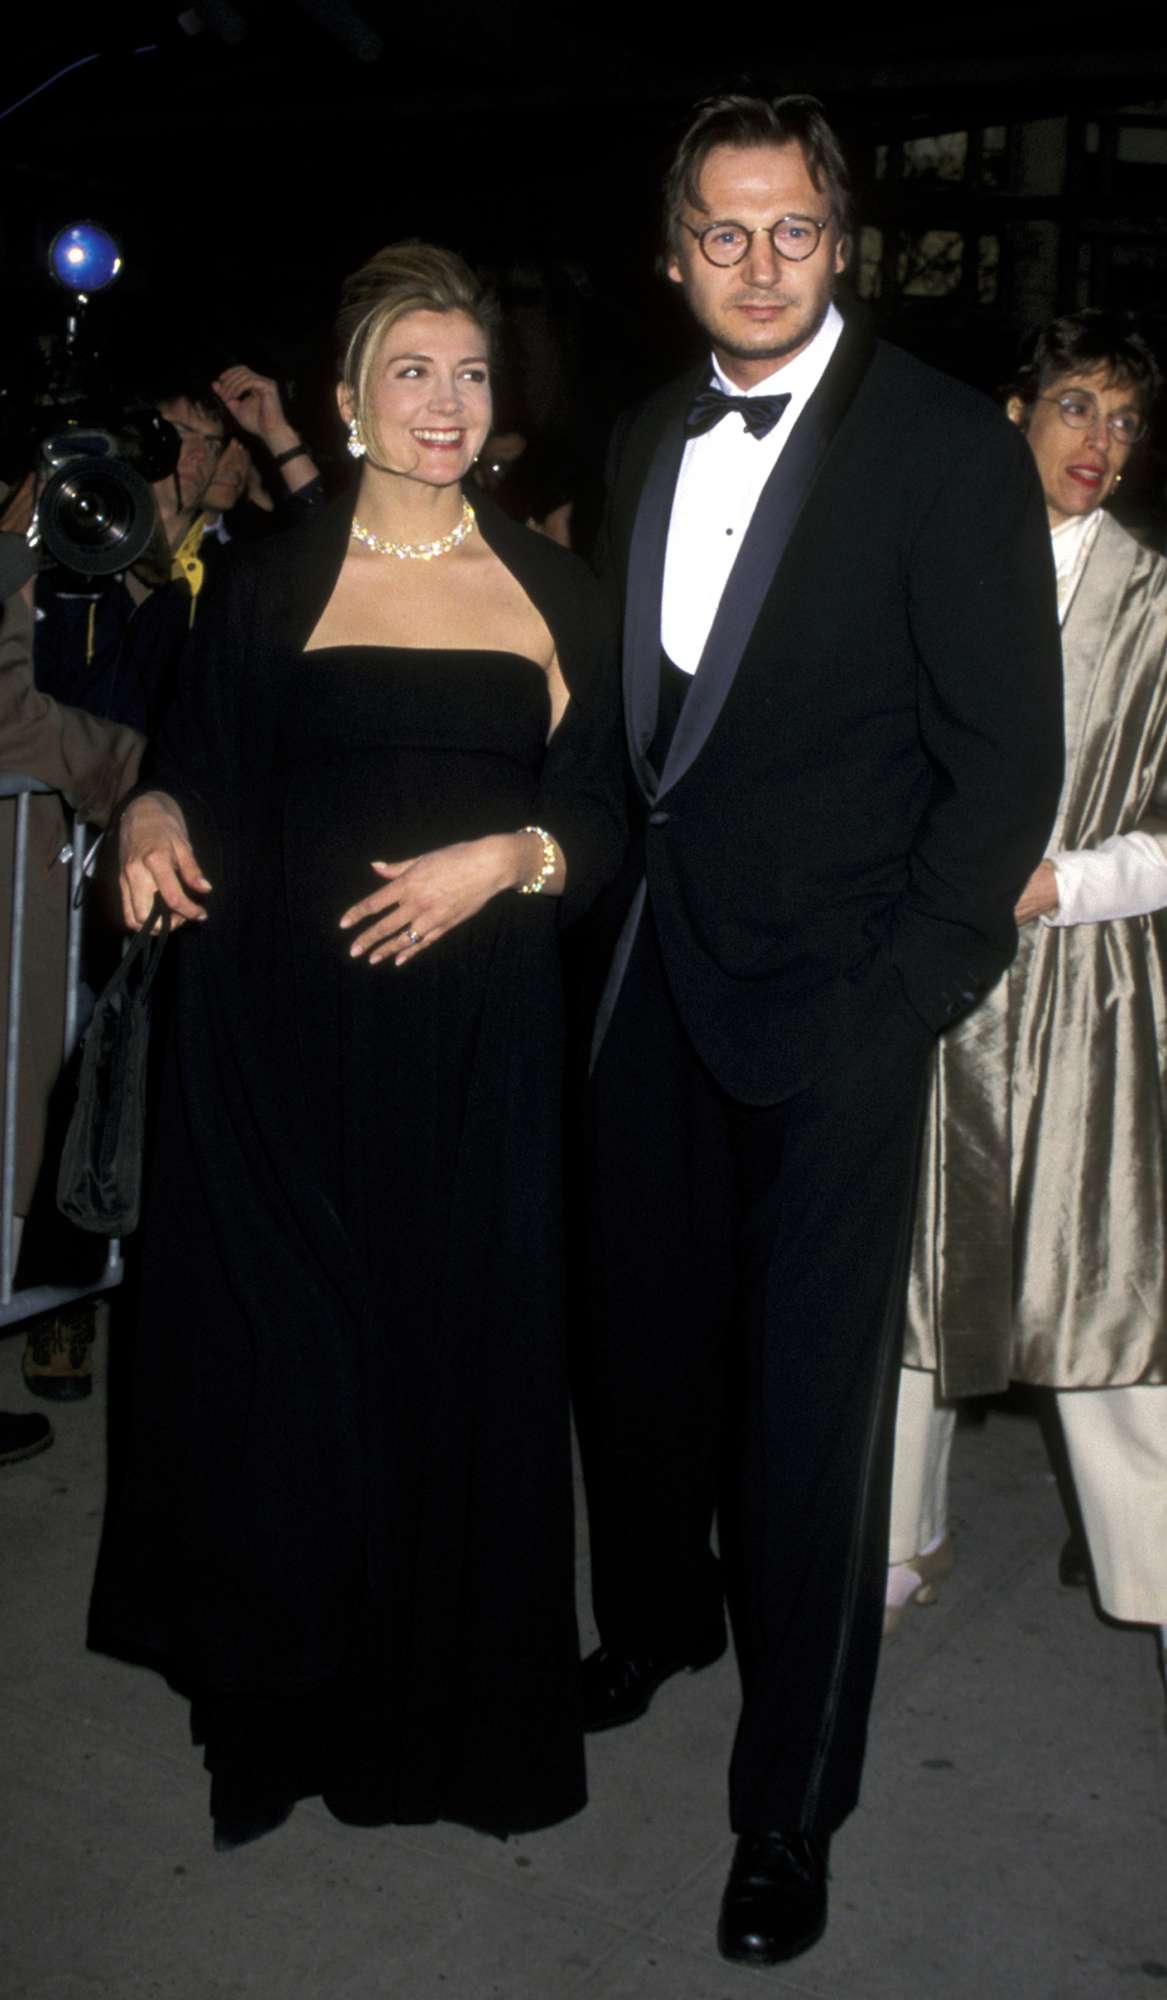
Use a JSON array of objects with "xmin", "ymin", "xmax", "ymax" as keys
[
  {"xmin": 201, "ymin": 436, "xmax": 250, "ymax": 516},
  {"xmin": 667, "ymin": 142, "xmax": 845, "ymax": 389},
  {"xmin": 157, "ymin": 397, "xmax": 226, "ymax": 510}
]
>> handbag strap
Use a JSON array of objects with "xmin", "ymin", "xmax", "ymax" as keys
[{"xmin": 116, "ymin": 891, "xmax": 173, "ymax": 1002}]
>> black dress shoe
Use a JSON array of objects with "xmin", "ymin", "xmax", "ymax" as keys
[
  {"xmin": 580, "ymin": 1627, "xmax": 726, "ymax": 1732},
  {"xmin": 717, "ymin": 1830, "xmax": 830, "ymax": 1966}
]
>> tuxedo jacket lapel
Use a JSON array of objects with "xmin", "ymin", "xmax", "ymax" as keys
[
  {"xmin": 593, "ymin": 313, "xmax": 877, "ymax": 1070},
  {"xmin": 657, "ymin": 312, "xmax": 875, "ymax": 798},
  {"xmin": 620, "ymin": 372, "xmax": 701, "ymax": 801}
]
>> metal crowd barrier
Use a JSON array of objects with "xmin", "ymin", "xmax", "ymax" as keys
[{"xmin": 0, "ymin": 770, "xmax": 122, "ymax": 1327}]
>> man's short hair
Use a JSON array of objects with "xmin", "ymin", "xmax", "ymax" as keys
[
  {"xmin": 135, "ymin": 382, "xmax": 222, "ymax": 428},
  {"xmin": 1006, "ymin": 310, "xmax": 1162, "ymax": 418},
  {"xmin": 662, "ymin": 92, "xmax": 854, "ymax": 261}
]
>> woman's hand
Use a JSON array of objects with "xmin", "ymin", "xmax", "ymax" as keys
[
  {"xmin": 340, "ymin": 832, "xmax": 552, "ymax": 967},
  {"xmin": 119, "ymin": 791, "xmax": 212, "ymax": 931},
  {"xmin": 1014, "ymin": 858, "xmax": 1060, "ymax": 925}
]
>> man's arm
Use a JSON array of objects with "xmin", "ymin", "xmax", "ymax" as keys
[
  {"xmin": 212, "ymin": 366, "xmax": 321, "ymax": 501},
  {"xmin": 0, "ymin": 584, "xmax": 144, "ymax": 827},
  {"xmin": 894, "ymin": 417, "xmax": 1064, "ymax": 1028}
]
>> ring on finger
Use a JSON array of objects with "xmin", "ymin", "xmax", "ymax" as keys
[{"xmin": 406, "ymin": 928, "xmax": 423, "ymax": 947}]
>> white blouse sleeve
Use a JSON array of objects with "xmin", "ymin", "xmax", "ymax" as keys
[{"xmin": 1044, "ymin": 832, "xmax": 1167, "ymax": 926}]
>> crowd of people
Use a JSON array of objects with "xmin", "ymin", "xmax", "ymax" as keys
[
  {"xmin": 1, "ymin": 86, "xmax": 1164, "ymax": 1973},
  {"xmin": 0, "ymin": 356, "xmax": 329, "ymax": 1424}
]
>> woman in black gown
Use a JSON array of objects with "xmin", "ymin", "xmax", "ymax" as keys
[{"xmin": 90, "ymin": 244, "xmax": 623, "ymax": 1848}]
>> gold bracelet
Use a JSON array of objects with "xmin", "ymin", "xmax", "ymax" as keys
[{"xmin": 517, "ymin": 825, "xmax": 557, "ymax": 895}]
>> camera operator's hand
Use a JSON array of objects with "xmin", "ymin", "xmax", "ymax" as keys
[
  {"xmin": 213, "ymin": 366, "xmax": 292, "ymax": 450},
  {"xmin": 212, "ymin": 366, "xmax": 318, "ymax": 496},
  {"xmin": 120, "ymin": 790, "xmax": 212, "ymax": 931}
]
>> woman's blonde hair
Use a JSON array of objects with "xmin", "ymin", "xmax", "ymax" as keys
[{"xmin": 337, "ymin": 241, "xmax": 500, "ymax": 459}]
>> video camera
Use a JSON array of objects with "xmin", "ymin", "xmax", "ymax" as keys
[
  {"xmin": 9, "ymin": 223, "xmax": 181, "ymax": 579},
  {"xmin": 35, "ymin": 402, "xmax": 179, "ymax": 577}
]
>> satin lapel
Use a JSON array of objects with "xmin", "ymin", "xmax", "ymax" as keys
[
  {"xmin": 658, "ymin": 312, "xmax": 876, "ymax": 798},
  {"xmin": 621, "ymin": 380, "xmax": 698, "ymax": 801}
]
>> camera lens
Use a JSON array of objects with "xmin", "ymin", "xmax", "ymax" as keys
[
  {"xmin": 59, "ymin": 470, "xmax": 131, "ymax": 546},
  {"xmin": 38, "ymin": 457, "xmax": 157, "ymax": 576}
]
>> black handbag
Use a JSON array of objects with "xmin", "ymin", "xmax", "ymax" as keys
[{"xmin": 56, "ymin": 897, "xmax": 171, "ymax": 1236}]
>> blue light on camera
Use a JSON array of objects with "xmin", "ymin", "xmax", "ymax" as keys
[{"xmin": 49, "ymin": 222, "xmax": 123, "ymax": 294}]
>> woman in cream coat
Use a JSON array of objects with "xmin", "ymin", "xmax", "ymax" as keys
[{"xmin": 889, "ymin": 311, "xmax": 1167, "ymax": 1679}]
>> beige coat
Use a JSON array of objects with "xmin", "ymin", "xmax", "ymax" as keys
[
  {"xmin": 0, "ymin": 593, "xmax": 143, "ymax": 1211},
  {"xmin": 904, "ymin": 513, "xmax": 1167, "ymax": 1396}
]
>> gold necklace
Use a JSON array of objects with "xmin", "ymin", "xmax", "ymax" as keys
[{"xmin": 350, "ymin": 498, "xmax": 476, "ymax": 561}]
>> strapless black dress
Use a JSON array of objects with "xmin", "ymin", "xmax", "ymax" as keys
[{"xmin": 92, "ymin": 646, "xmax": 586, "ymax": 1834}]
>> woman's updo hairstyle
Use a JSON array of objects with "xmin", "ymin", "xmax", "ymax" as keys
[{"xmin": 337, "ymin": 241, "xmax": 500, "ymax": 462}]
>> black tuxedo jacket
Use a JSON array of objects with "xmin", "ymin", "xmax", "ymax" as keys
[{"xmin": 594, "ymin": 310, "xmax": 1064, "ymax": 1104}]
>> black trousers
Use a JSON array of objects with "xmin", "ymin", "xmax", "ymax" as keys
[{"xmin": 577, "ymin": 907, "xmax": 932, "ymax": 1835}]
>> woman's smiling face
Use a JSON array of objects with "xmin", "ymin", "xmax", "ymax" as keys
[{"xmin": 346, "ymin": 307, "xmax": 493, "ymax": 484}]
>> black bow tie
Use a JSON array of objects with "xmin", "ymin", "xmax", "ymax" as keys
[{"xmin": 685, "ymin": 385, "xmax": 792, "ymax": 441}]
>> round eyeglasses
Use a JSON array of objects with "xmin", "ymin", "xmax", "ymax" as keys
[
  {"xmin": 1038, "ymin": 391, "xmax": 1146, "ymax": 447},
  {"xmin": 682, "ymin": 215, "xmax": 831, "ymax": 267}
]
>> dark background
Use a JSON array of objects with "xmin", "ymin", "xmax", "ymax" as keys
[{"xmin": 4, "ymin": 6, "xmax": 1167, "ymax": 519}]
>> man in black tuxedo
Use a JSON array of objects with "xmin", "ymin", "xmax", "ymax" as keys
[{"xmin": 576, "ymin": 92, "xmax": 1063, "ymax": 1966}]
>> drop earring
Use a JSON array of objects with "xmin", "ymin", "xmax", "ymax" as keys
[{"xmin": 346, "ymin": 418, "xmax": 366, "ymax": 461}]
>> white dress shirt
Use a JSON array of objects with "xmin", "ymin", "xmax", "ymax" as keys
[
  {"xmin": 661, "ymin": 303, "xmax": 844, "ymax": 675},
  {"xmin": 1044, "ymin": 509, "xmax": 1167, "ymax": 926}
]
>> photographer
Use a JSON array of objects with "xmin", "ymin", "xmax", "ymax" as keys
[
  {"xmin": 26, "ymin": 380, "xmax": 223, "ymax": 735},
  {"xmin": 115, "ymin": 367, "xmax": 323, "ymax": 731}
]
